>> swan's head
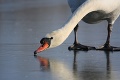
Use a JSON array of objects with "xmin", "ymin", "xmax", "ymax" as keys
[{"xmin": 34, "ymin": 29, "xmax": 67, "ymax": 55}]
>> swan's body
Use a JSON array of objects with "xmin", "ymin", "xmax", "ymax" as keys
[
  {"xmin": 34, "ymin": 0, "xmax": 120, "ymax": 54},
  {"xmin": 47, "ymin": 0, "xmax": 120, "ymax": 48},
  {"xmin": 68, "ymin": 0, "xmax": 120, "ymax": 24}
]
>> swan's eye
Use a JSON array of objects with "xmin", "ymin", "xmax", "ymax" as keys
[
  {"xmin": 50, "ymin": 37, "xmax": 53, "ymax": 39},
  {"xmin": 40, "ymin": 38, "xmax": 45, "ymax": 44},
  {"xmin": 40, "ymin": 37, "xmax": 53, "ymax": 45}
]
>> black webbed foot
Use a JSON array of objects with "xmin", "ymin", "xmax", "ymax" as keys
[
  {"xmin": 96, "ymin": 44, "xmax": 120, "ymax": 51},
  {"xmin": 68, "ymin": 43, "xmax": 96, "ymax": 51}
]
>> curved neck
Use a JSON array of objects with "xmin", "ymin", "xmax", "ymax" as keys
[
  {"xmin": 46, "ymin": 0, "xmax": 120, "ymax": 48},
  {"xmin": 47, "ymin": 0, "xmax": 100, "ymax": 48},
  {"xmin": 61, "ymin": 0, "xmax": 98, "ymax": 39}
]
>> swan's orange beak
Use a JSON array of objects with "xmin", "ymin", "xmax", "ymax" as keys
[{"xmin": 34, "ymin": 42, "xmax": 49, "ymax": 55}]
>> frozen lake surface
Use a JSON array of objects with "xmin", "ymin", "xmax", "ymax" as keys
[{"xmin": 0, "ymin": 0, "xmax": 120, "ymax": 80}]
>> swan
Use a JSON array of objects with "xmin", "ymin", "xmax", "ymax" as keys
[{"xmin": 34, "ymin": 0, "xmax": 120, "ymax": 55}]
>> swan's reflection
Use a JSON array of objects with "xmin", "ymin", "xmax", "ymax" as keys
[
  {"xmin": 72, "ymin": 50, "xmax": 112, "ymax": 80},
  {"xmin": 105, "ymin": 51, "xmax": 111, "ymax": 71},
  {"xmin": 34, "ymin": 50, "xmax": 112, "ymax": 80},
  {"xmin": 105, "ymin": 51, "xmax": 111, "ymax": 79},
  {"xmin": 34, "ymin": 55, "xmax": 76, "ymax": 80},
  {"xmin": 34, "ymin": 55, "xmax": 50, "ymax": 71},
  {"xmin": 73, "ymin": 50, "xmax": 78, "ymax": 73}
]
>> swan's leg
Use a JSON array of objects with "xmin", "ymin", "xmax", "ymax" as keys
[
  {"xmin": 73, "ymin": 24, "xmax": 79, "ymax": 44},
  {"xmin": 97, "ymin": 24, "xmax": 120, "ymax": 51},
  {"xmin": 68, "ymin": 24, "xmax": 96, "ymax": 50}
]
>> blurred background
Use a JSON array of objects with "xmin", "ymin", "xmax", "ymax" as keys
[{"xmin": 0, "ymin": 0, "xmax": 71, "ymax": 44}]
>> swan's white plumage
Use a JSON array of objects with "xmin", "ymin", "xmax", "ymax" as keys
[{"xmin": 46, "ymin": 0, "xmax": 120, "ymax": 49}]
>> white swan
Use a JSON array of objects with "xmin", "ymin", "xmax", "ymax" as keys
[{"xmin": 34, "ymin": 0, "xmax": 120, "ymax": 54}]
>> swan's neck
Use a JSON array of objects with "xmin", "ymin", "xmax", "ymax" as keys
[
  {"xmin": 62, "ymin": 1, "xmax": 97, "ymax": 33},
  {"xmin": 47, "ymin": 0, "xmax": 98, "ymax": 48}
]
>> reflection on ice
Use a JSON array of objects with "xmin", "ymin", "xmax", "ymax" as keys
[
  {"xmin": 34, "ymin": 50, "xmax": 119, "ymax": 80},
  {"xmin": 34, "ymin": 55, "xmax": 50, "ymax": 71}
]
